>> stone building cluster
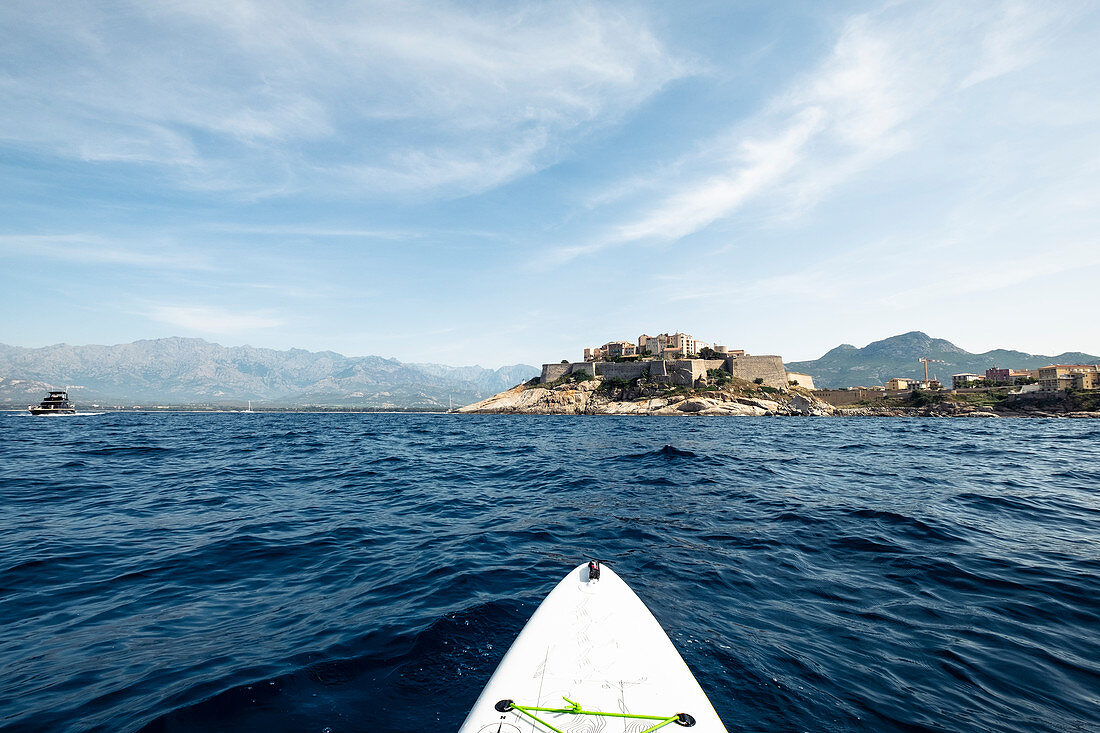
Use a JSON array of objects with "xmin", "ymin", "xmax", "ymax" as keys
[
  {"xmin": 548, "ymin": 331, "xmax": 802, "ymax": 390},
  {"xmin": 583, "ymin": 332, "xmax": 744, "ymax": 362},
  {"xmin": 949, "ymin": 364, "xmax": 1098, "ymax": 392}
]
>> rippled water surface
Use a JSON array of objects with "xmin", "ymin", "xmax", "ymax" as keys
[{"xmin": 1, "ymin": 412, "xmax": 1098, "ymax": 732}]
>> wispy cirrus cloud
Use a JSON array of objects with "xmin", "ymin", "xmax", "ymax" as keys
[
  {"xmin": 0, "ymin": 234, "xmax": 215, "ymax": 270},
  {"xmin": 204, "ymin": 224, "xmax": 420, "ymax": 240},
  {"xmin": 553, "ymin": 0, "xmax": 1071, "ymax": 264},
  {"xmin": 960, "ymin": 0, "xmax": 1057, "ymax": 89},
  {"xmin": 142, "ymin": 305, "xmax": 284, "ymax": 334},
  {"xmin": 0, "ymin": 0, "xmax": 691, "ymax": 198},
  {"xmin": 607, "ymin": 108, "xmax": 825, "ymax": 245},
  {"xmin": 546, "ymin": 109, "xmax": 825, "ymax": 264}
]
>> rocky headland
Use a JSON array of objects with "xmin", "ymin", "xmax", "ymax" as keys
[
  {"xmin": 458, "ymin": 375, "xmax": 834, "ymax": 416},
  {"xmin": 458, "ymin": 374, "xmax": 1100, "ymax": 418}
]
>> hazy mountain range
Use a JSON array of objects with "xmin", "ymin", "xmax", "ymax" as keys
[
  {"xmin": 785, "ymin": 332, "xmax": 1100, "ymax": 389},
  {"xmin": 0, "ymin": 338, "xmax": 539, "ymax": 409}
]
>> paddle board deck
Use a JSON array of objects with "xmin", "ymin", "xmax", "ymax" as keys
[{"xmin": 458, "ymin": 561, "xmax": 728, "ymax": 733}]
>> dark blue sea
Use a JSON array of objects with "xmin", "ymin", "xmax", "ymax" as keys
[{"xmin": 1, "ymin": 413, "xmax": 1098, "ymax": 732}]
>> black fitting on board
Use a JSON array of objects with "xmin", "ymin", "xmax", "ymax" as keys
[
  {"xmin": 494, "ymin": 699, "xmax": 514, "ymax": 712},
  {"xmin": 588, "ymin": 560, "xmax": 601, "ymax": 580},
  {"xmin": 675, "ymin": 712, "xmax": 697, "ymax": 726}
]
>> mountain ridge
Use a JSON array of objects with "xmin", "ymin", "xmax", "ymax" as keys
[
  {"xmin": 786, "ymin": 331, "xmax": 1100, "ymax": 389},
  {"xmin": 0, "ymin": 338, "xmax": 539, "ymax": 409}
]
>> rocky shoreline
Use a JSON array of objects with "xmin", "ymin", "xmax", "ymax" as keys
[
  {"xmin": 834, "ymin": 406, "xmax": 1100, "ymax": 418},
  {"xmin": 458, "ymin": 378, "xmax": 1100, "ymax": 418},
  {"xmin": 458, "ymin": 378, "xmax": 831, "ymax": 415}
]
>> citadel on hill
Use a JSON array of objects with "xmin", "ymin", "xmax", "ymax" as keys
[
  {"xmin": 584, "ymin": 332, "xmax": 742, "ymax": 362},
  {"xmin": 542, "ymin": 331, "xmax": 815, "ymax": 390}
]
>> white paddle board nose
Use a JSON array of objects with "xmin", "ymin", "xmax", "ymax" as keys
[{"xmin": 458, "ymin": 561, "xmax": 729, "ymax": 732}]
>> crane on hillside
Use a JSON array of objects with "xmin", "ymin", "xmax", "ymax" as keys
[{"xmin": 917, "ymin": 357, "xmax": 945, "ymax": 388}]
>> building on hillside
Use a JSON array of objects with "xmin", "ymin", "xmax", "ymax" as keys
[
  {"xmin": 1038, "ymin": 364, "xmax": 1100, "ymax": 391},
  {"xmin": 543, "ymin": 354, "xmax": 790, "ymax": 389},
  {"xmin": 1072, "ymin": 371, "xmax": 1100, "ymax": 390},
  {"xmin": 637, "ymin": 332, "xmax": 710, "ymax": 359},
  {"xmin": 886, "ymin": 377, "xmax": 915, "ymax": 390},
  {"xmin": 583, "ymin": 345, "xmax": 611, "ymax": 362},
  {"xmin": 1053, "ymin": 375, "xmax": 1077, "ymax": 391},
  {"xmin": 786, "ymin": 372, "xmax": 815, "ymax": 389},
  {"xmin": 584, "ymin": 340, "xmax": 638, "ymax": 361},
  {"xmin": 986, "ymin": 366, "xmax": 1011, "ymax": 383},
  {"xmin": 952, "ymin": 373, "xmax": 983, "ymax": 389},
  {"xmin": 605, "ymin": 341, "xmax": 637, "ymax": 359},
  {"xmin": 586, "ymin": 332, "xmax": 745, "ymax": 362}
]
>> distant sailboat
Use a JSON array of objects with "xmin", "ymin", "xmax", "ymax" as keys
[{"xmin": 245, "ymin": 400, "xmax": 253, "ymax": 413}]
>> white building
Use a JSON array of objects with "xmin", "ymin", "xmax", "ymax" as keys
[{"xmin": 951, "ymin": 373, "xmax": 983, "ymax": 389}]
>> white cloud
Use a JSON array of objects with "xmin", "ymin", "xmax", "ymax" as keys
[
  {"xmin": 334, "ymin": 129, "xmax": 551, "ymax": 196},
  {"xmin": 557, "ymin": 0, "xmax": 1074, "ymax": 262},
  {"xmin": 204, "ymin": 224, "xmax": 418, "ymax": 240},
  {"xmin": 0, "ymin": 0, "xmax": 690, "ymax": 197},
  {"xmin": 143, "ymin": 305, "xmax": 284, "ymax": 333},
  {"xmin": 960, "ymin": 0, "xmax": 1055, "ymax": 89},
  {"xmin": 0, "ymin": 234, "xmax": 215, "ymax": 270},
  {"xmin": 606, "ymin": 108, "xmax": 825, "ymax": 246}
]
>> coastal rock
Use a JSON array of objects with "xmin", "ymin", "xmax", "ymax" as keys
[
  {"xmin": 698, "ymin": 402, "xmax": 767, "ymax": 416},
  {"xmin": 595, "ymin": 399, "xmax": 669, "ymax": 415},
  {"xmin": 785, "ymin": 393, "xmax": 834, "ymax": 416},
  {"xmin": 730, "ymin": 397, "xmax": 778, "ymax": 412},
  {"xmin": 457, "ymin": 380, "xmax": 838, "ymax": 416},
  {"xmin": 456, "ymin": 385, "xmax": 582, "ymax": 414}
]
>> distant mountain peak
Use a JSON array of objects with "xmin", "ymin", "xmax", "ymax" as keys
[{"xmin": 786, "ymin": 332, "xmax": 1098, "ymax": 389}]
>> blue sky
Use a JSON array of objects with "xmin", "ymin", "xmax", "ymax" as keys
[{"xmin": 2, "ymin": 0, "xmax": 1098, "ymax": 367}]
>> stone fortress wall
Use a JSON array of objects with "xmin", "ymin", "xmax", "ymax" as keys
[
  {"xmin": 725, "ymin": 355, "xmax": 790, "ymax": 388},
  {"xmin": 540, "ymin": 355, "xmax": 789, "ymax": 389}
]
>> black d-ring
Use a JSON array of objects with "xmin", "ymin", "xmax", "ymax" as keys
[
  {"xmin": 494, "ymin": 699, "xmax": 514, "ymax": 712},
  {"xmin": 675, "ymin": 712, "xmax": 697, "ymax": 726}
]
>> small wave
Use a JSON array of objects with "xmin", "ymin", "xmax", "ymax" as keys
[
  {"xmin": 1051, "ymin": 469, "xmax": 1100, "ymax": 481},
  {"xmin": 620, "ymin": 444, "xmax": 700, "ymax": 461},
  {"xmin": 954, "ymin": 492, "xmax": 1040, "ymax": 516},
  {"xmin": 846, "ymin": 508, "xmax": 965, "ymax": 543},
  {"xmin": 774, "ymin": 511, "xmax": 825, "ymax": 525},
  {"xmin": 78, "ymin": 445, "xmax": 173, "ymax": 456},
  {"xmin": 830, "ymin": 535, "xmax": 906, "ymax": 554}
]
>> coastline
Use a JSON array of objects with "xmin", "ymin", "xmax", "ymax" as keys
[{"xmin": 457, "ymin": 378, "xmax": 1100, "ymax": 418}]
